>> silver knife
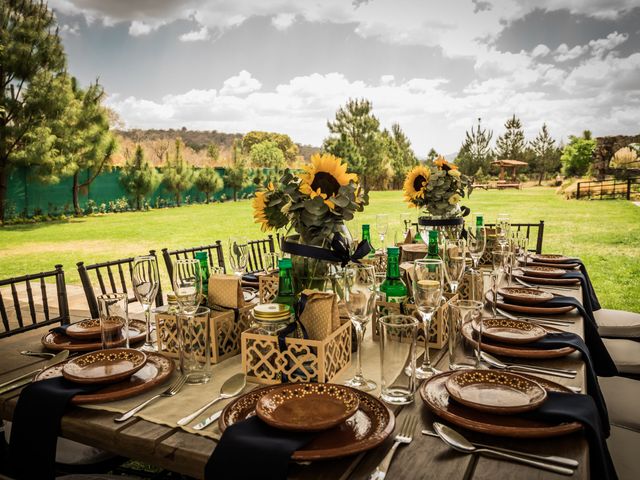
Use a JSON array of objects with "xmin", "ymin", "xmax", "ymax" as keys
[
  {"xmin": 0, "ymin": 350, "xmax": 69, "ymax": 394},
  {"xmin": 192, "ymin": 409, "xmax": 223, "ymax": 430}
]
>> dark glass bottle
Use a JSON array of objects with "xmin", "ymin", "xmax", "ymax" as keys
[
  {"xmin": 379, "ymin": 246, "xmax": 408, "ymax": 303},
  {"xmin": 362, "ymin": 224, "xmax": 375, "ymax": 257},
  {"xmin": 426, "ymin": 230, "xmax": 440, "ymax": 259},
  {"xmin": 274, "ymin": 258, "xmax": 297, "ymax": 313},
  {"xmin": 194, "ymin": 251, "xmax": 209, "ymax": 297},
  {"xmin": 413, "ymin": 224, "xmax": 422, "ymax": 243}
]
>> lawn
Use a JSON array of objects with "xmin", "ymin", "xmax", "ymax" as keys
[{"xmin": 1, "ymin": 187, "xmax": 638, "ymax": 311}]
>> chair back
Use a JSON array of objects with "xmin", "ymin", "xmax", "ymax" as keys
[
  {"xmin": 162, "ymin": 241, "xmax": 226, "ymax": 284},
  {"xmin": 0, "ymin": 264, "xmax": 70, "ymax": 338},
  {"xmin": 77, "ymin": 250, "xmax": 164, "ymax": 319},
  {"xmin": 485, "ymin": 220, "xmax": 545, "ymax": 254},
  {"xmin": 246, "ymin": 235, "xmax": 276, "ymax": 273}
]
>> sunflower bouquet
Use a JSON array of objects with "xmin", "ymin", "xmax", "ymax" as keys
[{"xmin": 403, "ymin": 156, "xmax": 471, "ymax": 218}]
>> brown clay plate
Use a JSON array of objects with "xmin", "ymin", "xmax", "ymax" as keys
[
  {"xmin": 256, "ymin": 383, "xmax": 360, "ymax": 432},
  {"xmin": 520, "ymin": 260, "xmax": 580, "ymax": 270},
  {"xmin": 34, "ymin": 352, "xmax": 174, "ymax": 404},
  {"xmin": 486, "ymin": 292, "xmax": 575, "ymax": 315},
  {"xmin": 62, "ymin": 348, "xmax": 147, "ymax": 384},
  {"xmin": 462, "ymin": 322, "xmax": 575, "ymax": 359},
  {"xmin": 41, "ymin": 319, "xmax": 148, "ymax": 352},
  {"xmin": 473, "ymin": 317, "xmax": 547, "ymax": 344},
  {"xmin": 220, "ymin": 385, "xmax": 394, "ymax": 461},
  {"xmin": 514, "ymin": 273, "xmax": 581, "ymax": 286},
  {"xmin": 65, "ymin": 317, "xmax": 122, "ymax": 340},
  {"xmin": 529, "ymin": 254, "xmax": 574, "ymax": 264},
  {"xmin": 445, "ymin": 370, "xmax": 547, "ymax": 415},
  {"xmin": 497, "ymin": 287, "xmax": 554, "ymax": 305},
  {"xmin": 519, "ymin": 266, "xmax": 566, "ymax": 279},
  {"xmin": 420, "ymin": 371, "xmax": 582, "ymax": 438}
]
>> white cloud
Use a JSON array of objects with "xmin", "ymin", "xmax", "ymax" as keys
[
  {"xmin": 128, "ymin": 21, "xmax": 154, "ymax": 36},
  {"xmin": 554, "ymin": 43, "xmax": 589, "ymax": 62},
  {"xmin": 271, "ymin": 13, "xmax": 295, "ymax": 30},
  {"xmin": 179, "ymin": 26, "xmax": 210, "ymax": 42},
  {"xmin": 589, "ymin": 31, "xmax": 629, "ymax": 57},
  {"xmin": 531, "ymin": 44, "xmax": 551, "ymax": 58},
  {"xmin": 219, "ymin": 70, "xmax": 262, "ymax": 96}
]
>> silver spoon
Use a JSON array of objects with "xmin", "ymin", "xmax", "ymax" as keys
[
  {"xmin": 433, "ymin": 422, "xmax": 575, "ymax": 476},
  {"xmin": 177, "ymin": 373, "xmax": 246, "ymax": 426},
  {"xmin": 481, "ymin": 351, "xmax": 577, "ymax": 378}
]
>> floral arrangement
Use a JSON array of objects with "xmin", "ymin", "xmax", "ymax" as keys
[
  {"xmin": 253, "ymin": 153, "xmax": 368, "ymax": 246},
  {"xmin": 403, "ymin": 156, "xmax": 472, "ymax": 218}
]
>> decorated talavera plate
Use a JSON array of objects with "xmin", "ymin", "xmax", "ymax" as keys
[
  {"xmin": 62, "ymin": 348, "xmax": 147, "ymax": 384},
  {"xmin": 473, "ymin": 317, "xmax": 547, "ymax": 344}
]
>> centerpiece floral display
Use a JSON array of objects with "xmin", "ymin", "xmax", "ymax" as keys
[{"xmin": 253, "ymin": 153, "xmax": 369, "ymax": 293}]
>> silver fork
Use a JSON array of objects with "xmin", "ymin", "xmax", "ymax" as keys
[
  {"xmin": 368, "ymin": 415, "xmax": 417, "ymax": 480},
  {"xmin": 115, "ymin": 375, "xmax": 187, "ymax": 422}
]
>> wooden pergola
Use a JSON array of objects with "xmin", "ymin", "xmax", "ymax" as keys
[{"xmin": 492, "ymin": 159, "xmax": 528, "ymax": 182}]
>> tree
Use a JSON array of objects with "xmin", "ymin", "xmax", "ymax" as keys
[
  {"xmin": 0, "ymin": 0, "xmax": 69, "ymax": 220},
  {"xmin": 162, "ymin": 138, "xmax": 194, "ymax": 206},
  {"xmin": 530, "ymin": 123, "xmax": 561, "ymax": 185},
  {"xmin": 386, "ymin": 124, "xmax": 418, "ymax": 189},
  {"xmin": 195, "ymin": 167, "xmax": 223, "ymax": 204},
  {"xmin": 206, "ymin": 143, "xmax": 219, "ymax": 164},
  {"xmin": 224, "ymin": 139, "xmax": 249, "ymax": 201},
  {"xmin": 249, "ymin": 140, "xmax": 286, "ymax": 171},
  {"xmin": 455, "ymin": 118, "xmax": 494, "ymax": 176},
  {"xmin": 120, "ymin": 144, "xmax": 159, "ymax": 210},
  {"xmin": 495, "ymin": 114, "xmax": 526, "ymax": 160},
  {"xmin": 241, "ymin": 131, "xmax": 298, "ymax": 163},
  {"xmin": 425, "ymin": 148, "xmax": 440, "ymax": 165},
  {"xmin": 561, "ymin": 130, "xmax": 596, "ymax": 177}
]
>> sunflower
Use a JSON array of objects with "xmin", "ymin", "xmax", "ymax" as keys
[
  {"xmin": 434, "ymin": 155, "xmax": 458, "ymax": 171},
  {"xmin": 403, "ymin": 165, "xmax": 431, "ymax": 205},
  {"xmin": 253, "ymin": 183, "xmax": 288, "ymax": 232},
  {"xmin": 299, "ymin": 153, "xmax": 357, "ymax": 209},
  {"xmin": 448, "ymin": 193, "xmax": 462, "ymax": 205},
  {"xmin": 252, "ymin": 185, "xmax": 272, "ymax": 232}
]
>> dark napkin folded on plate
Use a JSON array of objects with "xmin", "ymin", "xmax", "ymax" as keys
[
  {"xmin": 49, "ymin": 323, "xmax": 71, "ymax": 335},
  {"xmin": 544, "ymin": 255, "xmax": 601, "ymax": 311},
  {"xmin": 8, "ymin": 377, "xmax": 102, "ymax": 480},
  {"xmin": 522, "ymin": 391, "xmax": 617, "ymax": 480},
  {"xmin": 205, "ymin": 416, "xmax": 315, "ymax": 480}
]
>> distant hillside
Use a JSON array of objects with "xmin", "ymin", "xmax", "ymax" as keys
[{"xmin": 112, "ymin": 128, "xmax": 321, "ymax": 167}]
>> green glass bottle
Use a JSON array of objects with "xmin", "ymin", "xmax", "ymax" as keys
[
  {"xmin": 379, "ymin": 246, "xmax": 408, "ymax": 303},
  {"xmin": 413, "ymin": 224, "xmax": 422, "ymax": 243},
  {"xmin": 362, "ymin": 224, "xmax": 375, "ymax": 257},
  {"xmin": 194, "ymin": 251, "xmax": 209, "ymax": 297},
  {"xmin": 426, "ymin": 230, "xmax": 440, "ymax": 259},
  {"xmin": 475, "ymin": 214, "xmax": 484, "ymax": 227},
  {"xmin": 274, "ymin": 258, "xmax": 297, "ymax": 313}
]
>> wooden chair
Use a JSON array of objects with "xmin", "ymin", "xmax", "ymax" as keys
[
  {"xmin": 161, "ymin": 241, "xmax": 226, "ymax": 284},
  {"xmin": 485, "ymin": 220, "xmax": 545, "ymax": 254},
  {"xmin": 0, "ymin": 264, "xmax": 70, "ymax": 338},
  {"xmin": 77, "ymin": 251, "xmax": 164, "ymax": 319},
  {"xmin": 246, "ymin": 235, "xmax": 276, "ymax": 273}
]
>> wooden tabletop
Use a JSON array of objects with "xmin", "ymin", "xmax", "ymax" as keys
[{"xmin": 0, "ymin": 306, "xmax": 590, "ymax": 479}]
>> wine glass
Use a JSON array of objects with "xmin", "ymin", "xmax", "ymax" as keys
[
  {"xmin": 443, "ymin": 239, "xmax": 466, "ymax": 295},
  {"xmin": 263, "ymin": 252, "xmax": 279, "ymax": 274},
  {"xmin": 410, "ymin": 259, "xmax": 444, "ymax": 379},
  {"xmin": 496, "ymin": 213, "xmax": 510, "ymax": 251},
  {"xmin": 465, "ymin": 225, "xmax": 486, "ymax": 271},
  {"xmin": 342, "ymin": 264, "xmax": 377, "ymax": 391},
  {"xmin": 132, "ymin": 256, "xmax": 160, "ymax": 352},
  {"xmin": 400, "ymin": 213, "xmax": 411, "ymax": 241},
  {"xmin": 173, "ymin": 259, "xmax": 202, "ymax": 315},
  {"xmin": 375, "ymin": 214, "xmax": 389, "ymax": 251},
  {"xmin": 229, "ymin": 237, "xmax": 248, "ymax": 276}
]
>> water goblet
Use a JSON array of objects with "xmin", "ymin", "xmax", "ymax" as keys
[
  {"xmin": 229, "ymin": 236, "xmax": 248, "ymax": 276},
  {"xmin": 173, "ymin": 259, "xmax": 203, "ymax": 315},
  {"xmin": 375, "ymin": 214, "xmax": 389, "ymax": 252},
  {"xmin": 132, "ymin": 255, "xmax": 160, "ymax": 352},
  {"xmin": 443, "ymin": 239, "xmax": 466, "ymax": 295},
  {"xmin": 496, "ymin": 213, "xmax": 511, "ymax": 251},
  {"xmin": 465, "ymin": 225, "xmax": 486, "ymax": 271}
]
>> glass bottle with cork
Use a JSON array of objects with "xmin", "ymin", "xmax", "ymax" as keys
[{"xmin": 379, "ymin": 246, "xmax": 408, "ymax": 303}]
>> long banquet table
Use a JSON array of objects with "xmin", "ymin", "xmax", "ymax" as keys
[{"xmin": 0, "ymin": 284, "xmax": 591, "ymax": 479}]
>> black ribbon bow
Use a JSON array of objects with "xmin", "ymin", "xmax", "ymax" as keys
[{"xmin": 281, "ymin": 233, "xmax": 372, "ymax": 267}]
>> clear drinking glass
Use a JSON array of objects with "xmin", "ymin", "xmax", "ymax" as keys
[
  {"xmin": 448, "ymin": 299, "xmax": 484, "ymax": 370},
  {"xmin": 263, "ymin": 252, "xmax": 279, "ymax": 274},
  {"xmin": 496, "ymin": 213, "xmax": 511, "ymax": 250},
  {"xmin": 466, "ymin": 225, "xmax": 486, "ymax": 270},
  {"xmin": 343, "ymin": 264, "xmax": 377, "ymax": 391},
  {"xmin": 519, "ymin": 234, "xmax": 529, "ymax": 267},
  {"xmin": 375, "ymin": 214, "xmax": 389, "ymax": 251},
  {"xmin": 378, "ymin": 314, "xmax": 418, "ymax": 405},
  {"xmin": 229, "ymin": 236, "xmax": 249, "ymax": 276},
  {"xmin": 173, "ymin": 259, "xmax": 203, "ymax": 314},
  {"xmin": 410, "ymin": 259, "xmax": 444, "ymax": 379},
  {"xmin": 484, "ymin": 269, "xmax": 500, "ymax": 319},
  {"xmin": 400, "ymin": 213, "xmax": 411, "ymax": 241},
  {"xmin": 177, "ymin": 306, "xmax": 212, "ymax": 384},
  {"xmin": 97, "ymin": 293, "xmax": 128, "ymax": 349},
  {"xmin": 443, "ymin": 239, "xmax": 466, "ymax": 294},
  {"xmin": 132, "ymin": 255, "xmax": 160, "ymax": 352}
]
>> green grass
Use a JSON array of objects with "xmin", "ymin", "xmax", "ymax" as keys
[{"xmin": 0, "ymin": 187, "xmax": 638, "ymax": 311}]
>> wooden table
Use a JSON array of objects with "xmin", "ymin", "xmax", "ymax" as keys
[{"xmin": 0, "ymin": 303, "xmax": 590, "ymax": 479}]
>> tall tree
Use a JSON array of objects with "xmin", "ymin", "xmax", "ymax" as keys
[
  {"xmin": 241, "ymin": 131, "xmax": 298, "ymax": 163},
  {"xmin": 249, "ymin": 140, "xmax": 286, "ymax": 171},
  {"xmin": 206, "ymin": 143, "xmax": 219, "ymax": 164},
  {"xmin": 530, "ymin": 123, "xmax": 561, "ymax": 185},
  {"xmin": 195, "ymin": 167, "xmax": 223, "ymax": 204},
  {"xmin": 495, "ymin": 114, "xmax": 526, "ymax": 160},
  {"xmin": 425, "ymin": 148, "xmax": 440, "ymax": 165},
  {"xmin": 120, "ymin": 144, "xmax": 159, "ymax": 210},
  {"xmin": 0, "ymin": 0, "xmax": 69, "ymax": 220},
  {"xmin": 224, "ymin": 139, "xmax": 249, "ymax": 201},
  {"xmin": 387, "ymin": 123, "xmax": 418, "ymax": 189},
  {"xmin": 561, "ymin": 130, "xmax": 596, "ymax": 177},
  {"xmin": 455, "ymin": 118, "xmax": 494, "ymax": 176},
  {"xmin": 162, "ymin": 138, "xmax": 194, "ymax": 206}
]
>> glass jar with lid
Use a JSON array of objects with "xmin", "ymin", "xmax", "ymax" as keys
[{"xmin": 251, "ymin": 303, "xmax": 294, "ymax": 336}]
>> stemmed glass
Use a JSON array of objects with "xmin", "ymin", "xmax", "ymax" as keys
[
  {"xmin": 400, "ymin": 213, "xmax": 411, "ymax": 241},
  {"xmin": 489, "ymin": 252, "xmax": 506, "ymax": 317},
  {"xmin": 465, "ymin": 224, "xmax": 486, "ymax": 271},
  {"xmin": 443, "ymin": 239, "xmax": 466, "ymax": 295},
  {"xmin": 229, "ymin": 237, "xmax": 248, "ymax": 276},
  {"xmin": 342, "ymin": 264, "xmax": 377, "ymax": 391},
  {"xmin": 375, "ymin": 214, "xmax": 389, "ymax": 252},
  {"xmin": 410, "ymin": 259, "xmax": 444, "ymax": 379},
  {"xmin": 496, "ymin": 213, "xmax": 510, "ymax": 251},
  {"xmin": 173, "ymin": 259, "xmax": 203, "ymax": 314},
  {"xmin": 132, "ymin": 255, "xmax": 160, "ymax": 352}
]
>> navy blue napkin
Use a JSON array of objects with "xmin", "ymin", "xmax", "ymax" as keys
[
  {"xmin": 49, "ymin": 323, "xmax": 71, "ymax": 335},
  {"xmin": 8, "ymin": 377, "xmax": 102, "ymax": 480},
  {"xmin": 527, "ymin": 331, "xmax": 610, "ymax": 435},
  {"xmin": 560, "ymin": 262, "xmax": 601, "ymax": 311},
  {"xmin": 205, "ymin": 416, "xmax": 315, "ymax": 480},
  {"xmin": 241, "ymin": 273, "xmax": 259, "ymax": 284},
  {"xmin": 522, "ymin": 392, "xmax": 617, "ymax": 480}
]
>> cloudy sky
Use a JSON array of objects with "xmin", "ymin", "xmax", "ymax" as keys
[{"xmin": 49, "ymin": 0, "xmax": 640, "ymax": 156}]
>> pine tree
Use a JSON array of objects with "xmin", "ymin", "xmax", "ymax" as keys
[
  {"xmin": 224, "ymin": 139, "xmax": 249, "ymax": 201},
  {"xmin": 387, "ymin": 123, "xmax": 418, "ymax": 189},
  {"xmin": 496, "ymin": 114, "xmax": 526, "ymax": 160},
  {"xmin": 456, "ymin": 118, "xmax": 494, "ymax": 176},
  {"xmin": 162, "ymin": 139, "xmax": 194, "ymax": 206},
  {"xmin": 530, "ymin": 124, "xmax": 561, "ymax": 185},
  {"xmin": 120, "ymin": 145, "xmax": 159, "ymax": 210},
  {"xmin": 425, "ymin": 148, "xmax": 440, "ymax": 165},
  {"xmin": 0, "ymin": 0, "xmax": 69, "ymax": 220},
  {"xmin": 195, "ymin": 167, "xmax": 223, "ymax": 204}
]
